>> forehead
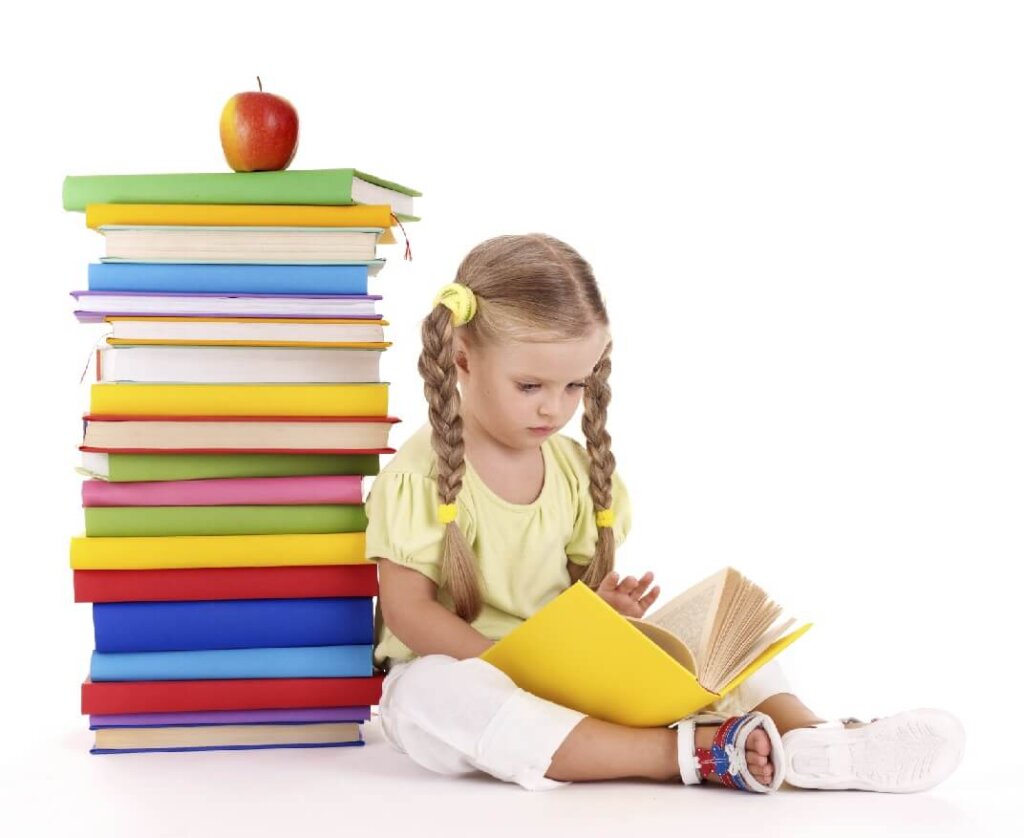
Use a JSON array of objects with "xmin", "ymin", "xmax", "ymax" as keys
[{"xmin": 486, "ymin": 330, "xmax": 608, "ymax": 379}]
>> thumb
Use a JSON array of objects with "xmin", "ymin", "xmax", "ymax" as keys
[{"xmin": 598, "ymin": 571, "xmax": 619, "ymax": 591}]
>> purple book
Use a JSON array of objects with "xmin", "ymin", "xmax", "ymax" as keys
[
  {"xmin": 90, "ymin": 706, "xmax": 372, "ymax": 729},
  {"xmin": 71, "ymin": 290, "xmax": 383, "ymax": 323}
]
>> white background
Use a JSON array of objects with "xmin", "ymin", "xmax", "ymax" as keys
[{"xmin": 1, "ymin": 1, "xmax": 1020, "ymax": 835}]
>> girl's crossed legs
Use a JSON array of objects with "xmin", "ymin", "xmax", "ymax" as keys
[{"xmin": 377, "ymin": 653, "xmax": 803, "ymax": 791}]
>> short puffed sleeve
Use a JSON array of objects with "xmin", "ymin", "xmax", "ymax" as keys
[
  {"xmin": 363, "ymin": 471, "xmax": 474, "ymax": 584},
  {"xmin": 564, "ymin": 460, "xmax": 633, "ymax": 567}
]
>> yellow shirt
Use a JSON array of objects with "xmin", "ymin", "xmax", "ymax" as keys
[{"xmin": 364, "ymin": 422, "xmax": 633, "ymax": 668}]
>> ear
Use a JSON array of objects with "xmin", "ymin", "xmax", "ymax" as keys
[{"xmin": 454, "ymin": 335, "xmax": 471, "ymax": 375}]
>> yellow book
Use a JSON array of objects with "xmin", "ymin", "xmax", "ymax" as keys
[
  {"xmin": 85, "ymin": 203, "xmax": 398, "ymax": 244},
  {"xmin": 480, "ymin": 568, "xmax": 812, "ymax": 728},
  {"xmin": 89, "ymin": 383, "xmax": 388, "ymax": 417},
  {"xmin": 70, "ymin": 532, "xmax": 367, "ymax": 570}
]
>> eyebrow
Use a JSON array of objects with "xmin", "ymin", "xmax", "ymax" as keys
[{"xmin": 512, "ymin": 373, "xmax": 590, "ymax": 383}]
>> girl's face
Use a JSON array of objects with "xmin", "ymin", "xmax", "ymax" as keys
[{"xmin": 455, "ymin": 327, "xmax": 609, "ymax": 451}]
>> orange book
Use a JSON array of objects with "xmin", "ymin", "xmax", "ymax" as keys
[{"xmin": 86, "ymin": 203, "xmax": 398, "ymax": 244}]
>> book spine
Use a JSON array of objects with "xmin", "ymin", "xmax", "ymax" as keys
[
  {"xmin": 104, "ymin": 452, "xmax": 381, "ymax": 482},
  {"xmin": 69, "ymin": 531, "xmax": 369, "ymax": 570},
  {"xmin": 81, "ymin": 475, "xmax": 365, "ymax": 507},
  {"xmin": 90, "ymin": 645, "xmax": 374, "ymax": 681},
  {"xmin": 73, "ymin": 564, "xmax": 380, "ymax": 603},
  {"xmin": 83, "ymin": 504, "xmax": 368, "ymax": 538},
  {"xmin": 92, "ymin": 597, "xmax": 374, "ymax": 652},
  {"xmin": 89, "ymin": 383, "xmax": 388, "ymax": 417},
  {"xmin": 81, "ymin": 675, "xmax": 385, "ymax": 714},
  {"xmin": 63, "ymin": 169, "xmax": 358, "ymax": 212},
  {"xmin": 87, "ymin": 263, "xmax": 370, "ymax": 295}
]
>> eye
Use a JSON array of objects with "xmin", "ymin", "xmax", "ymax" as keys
[
  {"xmin": 569, "ymin": 382, "xmax": 587, "ymax": 390},
  {"xmin": 517, "ymin": 382, "xmax": 540, "ymax": 392}
]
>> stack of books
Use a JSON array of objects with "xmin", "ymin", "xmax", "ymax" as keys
[{"xmin": 62, "ymin": 168, "xmax": 420, "ymax": 754}]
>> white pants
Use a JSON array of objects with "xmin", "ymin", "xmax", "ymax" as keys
[{"xmin": 378, "ymin": 654, "xmax": 792, "ymax": 791}]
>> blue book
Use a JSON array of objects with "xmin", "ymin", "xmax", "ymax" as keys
[
  {"xmin": 88, "ymin": 262, "xmax": 372, "ymax": 295},
  {"xmin": 90, "ymin": 644, "xmax": 373, "ymax": 681},
  {"xmin": 92, "ymin": 597, "xmax": 373, "ymax": 652}
]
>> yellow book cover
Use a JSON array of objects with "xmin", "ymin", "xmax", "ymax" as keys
[
  {"xmin": 481, "ymin": 570, "xmax": 812, "ymax": 728},
  {"xmin": 89, "ymin": 383, "xmax": 388, "ymax": 417},
  {"xmin": 86, "ymin": 203, "xmax": 398, "ymax": 244},
  {"xmin": 70, "ymin": 532, "xmax": 367, "ymax": 570}
]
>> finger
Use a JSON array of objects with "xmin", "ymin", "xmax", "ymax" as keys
[
  {"xmin": 637, "ymin": 586, "xmax": 660, "ymax": 612},
  {"xmin": 618, "ymin": 575, "xmax": 639, "ymax": 596},
  {"xmin": 628, "ymin": 571, "xmax": 655, "ymax": 600},
  {"xmin": 598, "ymin": 571, "xmax": 619, "ymax": 592}
]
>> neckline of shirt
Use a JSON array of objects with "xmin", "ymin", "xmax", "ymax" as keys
[{"xmin": 463, "ymin": 439, "xmax": 554, "ymax": 513}]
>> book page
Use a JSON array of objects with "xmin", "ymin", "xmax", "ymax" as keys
[{"xmin": 643, "ymin": 569, "xmax": 725, "ymax": 665}]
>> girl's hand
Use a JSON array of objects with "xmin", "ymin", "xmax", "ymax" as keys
[{"xmin": 595, "ymin": 571, "xmax": 660, "ymax": 618}]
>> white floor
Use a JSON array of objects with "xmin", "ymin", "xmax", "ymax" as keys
[{"xmin": 0, "ymin": 714, "xmax": 1013, "ymax": 838}]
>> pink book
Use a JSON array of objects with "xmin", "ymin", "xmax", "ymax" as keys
[{"xmin": 82, "ymin": 475, "xmax": 363, "ymax": 507}]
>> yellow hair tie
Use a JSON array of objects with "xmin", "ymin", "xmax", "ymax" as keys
[
  {"xmin": 596, "ymin": 508, "xmax": 615, "ymax": 528},
  {"xmin": 433, "ymin": 282, "xmax": 477, "ymax": 326},
  {"xmin": 438, "ymin": 503, "xmax": 458, "ymax": 524}
]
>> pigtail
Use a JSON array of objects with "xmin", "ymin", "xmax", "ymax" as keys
[
  {"xmin": 580, "ymin": 340, "xmax": 617, "ymax": 589},
  {"xmin": 417, "ymin": 303, "xmax": 485, "ymax": 622}
]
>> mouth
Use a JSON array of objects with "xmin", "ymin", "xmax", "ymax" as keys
[{"xmin": 529, "ymin": 426, "xmax": 554, "ymax": 433}]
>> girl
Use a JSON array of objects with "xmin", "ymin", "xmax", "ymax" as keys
[{"xmin": 365, "ymin": 234, "xmax": 965, "ymax": 793}]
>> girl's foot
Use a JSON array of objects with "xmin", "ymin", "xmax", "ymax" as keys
[
  {"xmin": 781, "ymin": 708, "xmax": 965, "ymax": 792},
  {"xmin": 696, "ymin": 724, "xmax": 774, "ymax": 787},
  {"xmin": 675, "ymin": 711, "xmax": 785, "ymax": 793}
]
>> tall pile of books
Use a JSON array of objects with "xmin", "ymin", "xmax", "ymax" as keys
[{"xmin": 62, "ymin": 168, "xmax": 419, "ymax": 754}]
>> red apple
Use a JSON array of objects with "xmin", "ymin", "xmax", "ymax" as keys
[{"xmin": 220, "ymin": 77, "xmax": 299, "ymax": 172}]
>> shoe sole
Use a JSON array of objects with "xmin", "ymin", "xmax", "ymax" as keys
[{"xmin": 782, "ymin": 708, "xmax": 965, "ymax": 793}]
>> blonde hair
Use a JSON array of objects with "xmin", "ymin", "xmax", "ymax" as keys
[{"xmin": 418, "ymin": 233, "xmax": 619, "ymax": 622}]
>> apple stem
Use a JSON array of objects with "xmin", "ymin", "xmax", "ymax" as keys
[{"xmin": 257, "ymin": 76, "xmax": 263, "ymax": 92}]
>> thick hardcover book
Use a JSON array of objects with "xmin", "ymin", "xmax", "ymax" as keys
[
  {"xmin": 84, "ymin": 203, "xmax": 400, "ymax": 244},
  {"xmin": 90, "ymin": 722, "xmax": 364, "ymax": 754},
  {"xmin": 90, "ymin": 644, "xmax": 374, "ymax": 681},
  {"xmin": 70, "ymin": 531, "xmax": 368, "ymax": 570},
  {"xmin": 83, "ymin": 504, "xmax": 368, "ymax": 537},
  {"xmin": 93, "ymin": 597, "xmax": 373, "ymax": 652},
  {"xmin": 73, "ymin": 291, "xmax": 383, "ymax": 322},
  {"xmin": 81, "ymin": 475, "xmax": 364, "ymax": 507},
  {"xmin": 94, "ymin": 346, "xmax": 385, "ymax": 385},
  {"xmin": 79, "ymin": 452, "xmax": 380, "ymax": 482},
  {"xmin": 90, "ymin": 706, "xmax": 372, "ymax": 727},
  {"xmin": 87, "ymin": 262, "xmax": 370, "ymax": 295},
  {"xmin": 88, "ymin": 382, "xmax": 388, "ymax": 417},
  {"xmin": 63, "ymin": 168, "xmax": 421, "ymax": 219},
  {"xmin": 81, "ymin": 675, "xmax": 385, "ymax": 714},
  {"xmin": 80, "ymin": 415, "xmax": 398, "ymax": 454},
  {"xmin": 74, "ymin": 564, "xmax": 379, "ymax": 603}
]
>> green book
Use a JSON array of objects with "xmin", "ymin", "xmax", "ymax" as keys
[
  {"xmin": 84, "ymin": 505, "xmax": 368, "ymax": 537},
  {"xmin": 78, "ymin": 452, "xmax": 381, "ymax": 482},
  {"xmin": 62, "ymin": 168, "xmax": 421, "ymax": 220}
]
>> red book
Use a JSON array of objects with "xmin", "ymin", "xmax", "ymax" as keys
[
  {"xmin": 74, "ymin": 564, "xmax": 379, "ymax": 603},
  {"xmin": 82, "ymin": 675, "xmax": 385, "ymax": 715}
]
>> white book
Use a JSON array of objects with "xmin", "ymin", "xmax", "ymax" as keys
[
  {"xmin": 99, "ymin": 226, "xmax": 382, "ymax": 263},
  {"xmin": 97, "ymin": 345, "xmax": 383, "ymax": 383},
  {"xmin": 73, "ymin": 292, "xmax": 380, "ymax": 318},
  {"xmin": 105, "ymin": 317, "xmax": 389, "ymax": 346}
]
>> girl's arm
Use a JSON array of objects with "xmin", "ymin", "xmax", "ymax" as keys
[
  {"xmin": 567, "ymin": 559, "xmax": 586, "ymax": 584},
  {"xmin": 377, "ymin": 557, "xmax": 495, "ymax": 659}
]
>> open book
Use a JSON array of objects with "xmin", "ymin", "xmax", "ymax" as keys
[{"xmin": 480, "ymin": 567, "xmax": 811, "ymax": 727}]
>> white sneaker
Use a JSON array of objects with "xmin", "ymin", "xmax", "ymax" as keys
[{"xmin": 781, "ymin": 708, "xmax": 965, "ymax": 792}]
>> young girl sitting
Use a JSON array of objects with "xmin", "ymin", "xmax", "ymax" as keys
[{"xmin": 365, "ymin": 233, "xmax": 965, "ymax": 793}]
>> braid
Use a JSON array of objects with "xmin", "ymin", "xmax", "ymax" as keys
[
  {"xmin": 580, "ymin": 340, "xmax": 617, "ymax": 588},
  {"xmin": 417, "ymin": 304, "xmax": 485, "ymax": 621}
]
